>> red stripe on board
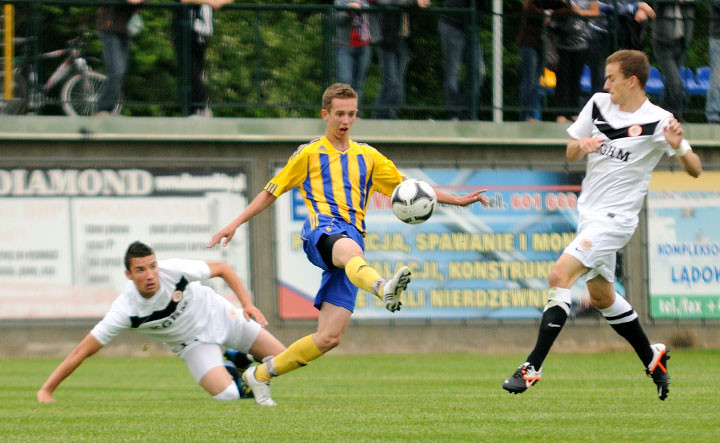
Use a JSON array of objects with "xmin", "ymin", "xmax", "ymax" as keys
[{"xmin": 278, "ymin": 283, "xmax": 319, "ymax": 319}]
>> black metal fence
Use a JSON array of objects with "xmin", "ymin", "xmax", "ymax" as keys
[{"xmin": 0, "ymin": 0, "xmax": 717, "ymax": 121}]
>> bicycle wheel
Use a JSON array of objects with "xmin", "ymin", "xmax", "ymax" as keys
[
  {"xmin": 0, "ymin": 69, "xmax": 28, "ymax": 115},
  {"xmin": 60, "ymin": 70, "xmax": 121, "ymax": 116}
]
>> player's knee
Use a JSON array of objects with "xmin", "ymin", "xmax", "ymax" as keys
[
  {"xmin": 588, "ymin": 290, "xmax": 614, "ymax": 310},
  {"xmin": 314, "ymin": 332, "xmax": 342, "ymax": 351},
  {"xmin": 212, "ymin": 382, "xmax": 240, "ymax": 401},
  {"xmin": 334, "ymin": 242, "xmax": 363, "ymax": 267},
  {"xmin": 548, "ymin": 267, "xmax": 570, "ymax": 288}
]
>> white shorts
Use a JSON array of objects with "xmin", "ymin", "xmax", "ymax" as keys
[
  {"xmin": 564, "ymin": 214, "xmax": 636, "ymax": 283},
  {"xmin": 180, "ymin": 296, "xmax": 262, "ymax": 383}
]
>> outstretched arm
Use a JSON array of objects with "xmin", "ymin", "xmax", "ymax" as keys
[
  {"xmin": 434, "ymin": 188, "xmax": 490, "ymax": 207},
  {"xmin": 207, "ymin": 190, "xmax": 277, "ymax": 247},
  {"xmin": 663, "ymin": 118, "xmax": 702, "ymax": 178},
  {"xmin": 37, "ymin": 334, "xmax": 103, "ymax": 403},
  {"xmin": 207, "ymin": 261, "xmax": 268, "ymax": 326}
]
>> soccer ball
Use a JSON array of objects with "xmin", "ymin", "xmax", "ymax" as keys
[{"xmin": 391, "ymin": 179, "xmax": 437, "ymax": 224}]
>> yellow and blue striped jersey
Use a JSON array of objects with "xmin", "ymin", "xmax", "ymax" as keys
[{"xmin": 265, "ymin": 136, "xmax": 405, "ymax": 235}]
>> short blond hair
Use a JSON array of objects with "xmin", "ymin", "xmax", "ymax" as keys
[
  {"xmin": 322, "ymin": 83, "xmax": 358, "ymax": 111},
  {"xmin": 606, "ymin": 50, "xmax": 649, "ymax": 88}
]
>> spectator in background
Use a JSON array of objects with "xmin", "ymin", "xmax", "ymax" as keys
[
  {"xmin": 334, "ymin": 0, "xmax": 372, "ymax": 107},
  {"xmin": 517, "ymin": 0, "xmax": 548, "ymax": 122},
  {"xmin": 438, "ymin": 0, "xmax": 485, "ymax": 120},
  {"xmin": 551, "ymin": 0, "xmax": 599, "ymax": 123},
  {"xmin": 372, "ymin": 0, "xmax": 430, "ymax": 119},
  {"xmin": 172, "ymin": 0, "xmax": 231, "ymax": 117},
  {"xmin": 706, "ymin": 1, "xmax": 720, "ymax": 123},
  {"xmin": 652, "ymin": 0, "xmax": 695, "ymax": 120},
  {"xmin": 588, "ymin": 2, "xmax": 655, "ymax": 94},
  {"xmin": 94, "ymin": 0, "xmax": 143, "ymax": 116}
]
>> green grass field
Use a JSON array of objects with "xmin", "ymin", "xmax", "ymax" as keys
[{"xmin": 2, "ymin": 351, "xmax": 719, "ymax": 441}]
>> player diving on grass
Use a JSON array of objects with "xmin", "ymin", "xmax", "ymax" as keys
[
  {"xmin": 502, "ymin": 50, "xmax": 702, "ymax": 400},
  {"xmin": 37, "ymin": 241, "xmax": 286, "ymax": 403},
  {"xmin": 208, "ymin": 83, "xmax": 490, "ymax": 406}
]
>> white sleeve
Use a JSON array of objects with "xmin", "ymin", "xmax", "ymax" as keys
[
  {"xmin": 652, "ymin": 115, "xmax": 677, "ymax": 156},
  {"xmin": 90, "ymin": 305, "xmax": 131, "ymax": 345},
  {"xmin": 567, "ymin": 95, "xmax": 597, "ymax": 140},
  {"xmin": 160, "ymin": 259, "xmax": 211, "ymax": 283}
]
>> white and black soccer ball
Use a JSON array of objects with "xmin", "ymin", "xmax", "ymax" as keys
[{"xmin": 391, "ymin": 179, "xmax": 437, "ymax": 224}]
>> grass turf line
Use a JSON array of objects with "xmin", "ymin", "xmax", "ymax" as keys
[{"xmin": 1, "ymin": 351, "xmax": 719, "ymax": 441}]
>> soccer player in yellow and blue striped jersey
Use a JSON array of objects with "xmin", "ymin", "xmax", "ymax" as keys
[{"xmin": 208, "ymin": 83, "xmax": 489, "ymax": 406}]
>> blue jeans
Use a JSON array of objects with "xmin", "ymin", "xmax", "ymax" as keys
[
  {"xmin": 518, "ymin": 45, "xmax": 542, "ymax": 121},
  {"xmin": 653, "ymin": 38, "xmax": 686, "ymax": 119},
  {"xmin": 97, "ymin": 31, "xmax": 130, "ymax": 112},
  {"xmin": 373, "ymin": 38, "xmax": 408, "ymax": 119},
  {"xmin": 438, "ymin": 20, "xmax": 485, "ymax": 120},
  {"xmin": 706, "ymin": 38, "xmax": 720, "ymax": 123},
  {"xmin": 336, "ymin": 45, "xmax": 372, "ymax": 105},
  {"xmin": 554, "ymin": 47, "xmax": 587, "ymax": 120}
]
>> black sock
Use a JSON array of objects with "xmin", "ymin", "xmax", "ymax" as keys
[
  {"xmin": 609, "ymin": 318, "xmax": 653, "ymax": 367},
  {"xmin": 526, "ymin": 304, "xmax": 568, "ymax": 369}
]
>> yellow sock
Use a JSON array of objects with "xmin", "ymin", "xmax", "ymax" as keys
[
  {"xmin": 345, "ymin": 256, "xmax": 382, "ymax": 295},
  {"xmin": 254, "ymin": 334, "xmax": 324, "ymax": 382}
]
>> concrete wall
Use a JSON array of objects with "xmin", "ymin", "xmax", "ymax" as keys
[{"xmin": 1, "ymin": 116, "xmax": 719, "ymax": 357}]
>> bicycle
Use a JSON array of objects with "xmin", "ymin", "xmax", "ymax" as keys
[{"xmin": 0, "ymin": 33, "xmax": 120, "ymax": 116}]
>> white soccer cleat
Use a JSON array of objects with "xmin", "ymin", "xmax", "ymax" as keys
[
  {"xmin": 382, "ymin": 266, "xmax": 411, "ymax": 312},
  {"xmin": 242, "ymin": 366, "xmax": 277, "ymax": 407}
]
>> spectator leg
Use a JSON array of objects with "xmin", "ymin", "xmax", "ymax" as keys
[
  {"xmin": 439, "ymin": 21, "xmax": 465, "ymax": 120},
  {"xmin": 519, "ymin": 46, "xmax": 541, "ymax": 121},
  {"xmin": 653, "ymin": 39, "xmax": 685, "ymax": 119},
  {"xmin": 374, "ymin": 45, "xmax": 401, "ymax": 119},
  {"xmin": 97, "ymin": 32, "xmax": 129, "ymax": 113},
  {"xmin": 352, "ymin": 45, "xmax": 372, "ymax": 106},
  {"xmin": 706, "ymin": 38, "xmax": 720, "ymax": 123},
  {"xmin": 190, "ymin": 39, "xmax": 208, "ymax": 115}
]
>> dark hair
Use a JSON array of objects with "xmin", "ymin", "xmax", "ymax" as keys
[
  {"xmin": 322, "ymin": 83, "xmax": 358, "ymax": 111},
  {"xmin": 124, "ymin": 241, "xmax": 155, "ymax": 270},
  {"xmin": 606, "ymin": 49, "xmax": 649, "ymax": 88}
]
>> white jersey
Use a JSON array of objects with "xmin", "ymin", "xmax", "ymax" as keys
[
  {"xmin": 567, "ymin": 93, "xmax": 676, "ymax": 226},
  {"xmin": 91, "ymin": 259, "xmax": 230, "ymax": 354}
]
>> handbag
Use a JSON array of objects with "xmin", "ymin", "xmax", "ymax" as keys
[
  {"xmin": 544, "ymin": 27, "xmax": 560, "ymax": 72},
  {"xmin": 127, "ymin": 13, "xmax": 144, "ymax": 37}
]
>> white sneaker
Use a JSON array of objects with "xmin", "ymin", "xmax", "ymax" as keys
[
  {"xmin": 242, "ymin": 366, "xmax": 276, "ymax": 407},
  {"xmin": 382, "ymin": 266, "xmax": 411, "ymax": 312}
]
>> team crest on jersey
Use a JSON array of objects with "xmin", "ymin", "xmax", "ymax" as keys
[
  {"xmin": 172, "ymin": 290, "xmax": 184, "ymax": 303},
  {"xmin": 628, "ymin": 125, "xmax": 643, "ymax": 137},
  {"xmin": 580, "ymin": 239, "xmax": 593, "ymax": 251}
]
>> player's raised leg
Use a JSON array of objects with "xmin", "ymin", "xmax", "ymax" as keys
[
  {"xmin": 503, "ymin": 253, "xmax": 587, "ymax": 394},
  {"xmin": 333, "ymin": 236, "xmax": 411, "ymax": 312},
  {"xmin": 587, "ymin": 277, "xmax": 670, "ymax": 400}
]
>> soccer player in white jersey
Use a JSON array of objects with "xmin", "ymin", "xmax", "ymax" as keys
[
  {"xmin": 37, "ymin": 241, "xmax": 286, "ymax": 404},
  {"xmin": 503, "ymin": 50, "xmax": 702, "ymax": 400}
]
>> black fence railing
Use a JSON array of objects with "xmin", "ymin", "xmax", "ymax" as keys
[{"xmin": 0, "ymin": 0, "xmax": 717, "ymax": 122}]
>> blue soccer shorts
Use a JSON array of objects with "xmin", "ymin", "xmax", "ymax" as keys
[{"xmin": 302, "ymin": 215, "xmax": 365, "ymax": 312}]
